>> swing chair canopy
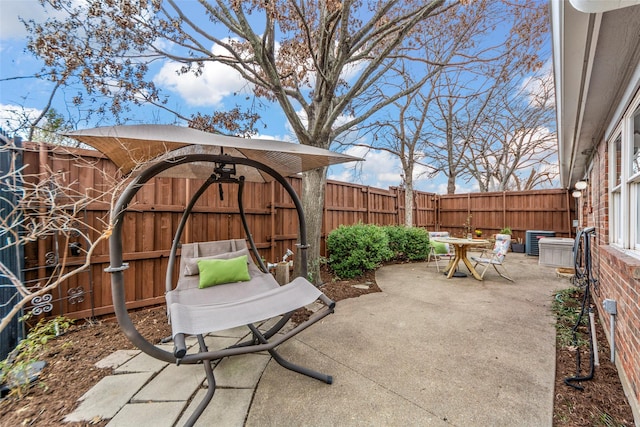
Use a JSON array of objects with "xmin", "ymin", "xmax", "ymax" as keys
[{"xmin": 65, "ymin": 124, "xmax": 362, "ymax": 181}]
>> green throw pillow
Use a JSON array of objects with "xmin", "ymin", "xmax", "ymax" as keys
[
  {"xmin": 432, "ymin": 242, "xmax": 448, "ymax": 254},
  {"xmin": 198, "ymin": 255, "xmax": 251, "ymax": 288}
]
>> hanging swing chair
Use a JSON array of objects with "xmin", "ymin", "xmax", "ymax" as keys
[{"xmin": 66, "ymin": 125, "xmax": 360, "ymax": 426}]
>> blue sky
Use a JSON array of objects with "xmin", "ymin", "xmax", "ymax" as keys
[{"xmin": 0, "ymin": 1, "xmax": 550, "ymax": 194}]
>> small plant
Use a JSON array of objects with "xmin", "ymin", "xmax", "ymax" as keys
[
  {"xmin": 0, "ymin": 315, "xmax": 74, "ymax": 397},
  {"xmin": 499, "ymin": 226, "xmax": 512, "ymax": 235},
  {"xmin": 551, "ymin": 288, "xmax": 588, "ymax": 348},
  {"xmin": 462, "ymin": 214, "xmax": 473, "ymax": 237},
  {"xmin": 474, "ymin": 229, "xmax": 483, "ymax": 237},
  {"xmin": 597, "ymin": 410, "xmax": 626, "ymax": 427}
]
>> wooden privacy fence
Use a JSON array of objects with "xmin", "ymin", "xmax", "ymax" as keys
[{"xmin": 15, "ymin": 143, "xmax": 574, "ymax": 320}]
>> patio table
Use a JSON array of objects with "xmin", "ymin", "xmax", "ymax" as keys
[{"xmin": 433, "ymin": 237, "xmax": 489, "ymax": 280}]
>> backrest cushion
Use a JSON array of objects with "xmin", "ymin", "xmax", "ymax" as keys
[
  {"xmin": 429, "ymin": 231, "xmax": 451, "ymax": 254},
  {"xmin": 184, "ymin": 248, "xmax": 249, "ymax": 276},
  {"xmin": 432, "ymin": 242, "xmax": 449, "ymax": 254},
  {"xmin": 493, "ymin": 234, "xmax": 511, "ymax": 262}
]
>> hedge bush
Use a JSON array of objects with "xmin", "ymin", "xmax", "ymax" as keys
[
  {"xmin": 326, "ymin": 224, "xmax": 431, "ymax": 278},
  {"xmin": 383, "ymin": 225, "xmax": 430, "ymax": 261},
  {"xmin": 382, "ymin": 225, "xmax": 408, "ymax": 260},
  {"xmin": 326, "ymin": 223, "xmax": 393, "ymax": 279},
  {"xmin": 403, "ymin": 227, "xmax": 430, "ymax": 260}
]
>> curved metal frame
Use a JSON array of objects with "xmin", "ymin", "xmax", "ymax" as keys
[{"xmin": 106, "ymin": 153, "xmax": 317, "ymax": 364}]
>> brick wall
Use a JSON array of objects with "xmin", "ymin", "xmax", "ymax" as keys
[{"xmin": 585, "ymin": 139, "xmax": 640, "ymax": 413}]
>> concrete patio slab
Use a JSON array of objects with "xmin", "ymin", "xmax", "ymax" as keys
[
  {"xmin": 106, "ymin": 401, "xmax": 184, "ymax": 427},
  {"xmin": 214, "ymin": 353, "xmax": 271, "ymax": 388},
  {"xmin": 201, "ymin": 335, "xmax": 242, "ymax": 354},
  {"xmin": 247, "ymin": 255, "xmax": 569, "ymax": 427},
  {"xmin": 95, "ymin": 349, "xmax": 140, "ymax": 369},
  {"xmin": 133, "ymin": 362, "xmax": 204, "ymax": 402},
  {"xmin": 114, "ymin": 350, "xmax": 169, "ymax": 374},
  {"xmin": 177, "ymin": 388, "xmax": 254, "ymax": 427},
  {"xmin": 246, "ymin": 338, "xmax": 450, "ymax": 426},
  {"xmin": 64, "ymin": 371, "xmax": 154, "ymax": 422}
]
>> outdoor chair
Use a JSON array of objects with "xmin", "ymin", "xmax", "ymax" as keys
[
  {"xmin": 163, "ymin": 238, "xmax": 335, "ymax": 424},
  {"xmin": 469, "ymin": 233, "xmax": 514, "ymax": 282},
  {"xmin": 168, "ymin": 238, "xmax": 335, "ymax": 361},
  {"xmin": 427, "ymin": 231, "xmax": 455, "ymax": 272}
]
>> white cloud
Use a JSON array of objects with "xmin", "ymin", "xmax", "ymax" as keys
[
  {"xmin": 432, "ymin": 179, "xmax": 477, "ymax": 195},
  {"xmin": 0, "ymin": 0, "xmax": 43, "ymax": 39},
  {"xmin": 520, "ymin": 60, "xmax": 554, "ymax": 108},
  {"xmin": 0, "ymin": 103, "xmax": 42, "ymax": 137},
  {"xmin": 336, "ymin": 146, "xmax": 402, "ymax": 187},
  {"xmin": 340, "ymin": 59, "xmax": 367, "ymax": 82},
  {"xmin": 153, "ymin": 42, "xmax": 250, "ymax": 107},
  {"xmin": 0, "ymin": 0, "xmax": 87, "ymax": 40},
  {"xmin": 327, "ymin": 168, "xmax": 354, "ymax": 183}
]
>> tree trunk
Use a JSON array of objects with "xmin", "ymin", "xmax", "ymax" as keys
[
  {"xmin": 404, "ymin": 176, "xmax": 414, "ymax": 227},
  {"xmin": 299, "ymin": 166, "xmax": 327, "ymax": 285},
  {"xmin": 447, "ymin": 174, "xmax": 456, "ymax": 194}
]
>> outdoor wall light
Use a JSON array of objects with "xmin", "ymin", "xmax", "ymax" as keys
[
  {"xmin": 572, "ymin": 190, "xmax": 583, "ymax": 198},
  {"xmin": 575, "ymin": 180, "xmax": 588, "ymax": 190}
]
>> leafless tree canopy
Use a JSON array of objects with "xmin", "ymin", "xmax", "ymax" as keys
[
  {"xmin": 22, "ymin": 0, "xmax": 553, "ymax": 277},
  {"xmin": 336, "ymin": 0, "xmax": 551, "ymax": 222},
  {"xmin": 25, "ymin": 0, "xmax": 470, "ymax": 281}
]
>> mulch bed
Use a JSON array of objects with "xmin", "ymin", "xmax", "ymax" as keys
[{"xmin": 552, "ymin": 288, "xmax": 635, "ymax": 426}]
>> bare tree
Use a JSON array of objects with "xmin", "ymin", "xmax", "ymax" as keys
[
  {"xmin": 0, "ymin": 141, "xmax": 122, "ymax": 334},
  {"xmin": 25, "ymin": 0, "xmax": 464, "ymax": 282},
  {"xmin": 340, "ymin": 1, "xmax": 493, "ymax": 225},
  {"xmin": 349, "ymin": 73, "xmax": 440, "ymax": 227},
  {"xmin": 463, "ymin": 69, "xmax": 557, "ymax": 191},
  {"xmin": 420, "ymin": 0, "xmax": 550, "ymax": 194}
]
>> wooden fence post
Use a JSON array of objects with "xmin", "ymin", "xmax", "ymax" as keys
[{"xmin": 503, "ymin": 191, "xmax": 506, "ymax": 230}]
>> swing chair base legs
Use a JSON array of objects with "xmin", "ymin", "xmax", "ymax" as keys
[
  {"xmin": 268, "ymin": 348, "xmax": 333, "ymax": 384},
  {"xmin": 183, "ymin": 335, "xmax": 216, "ymax": 427},
  {"xmin": 247, "ymin": 323, "xmax": 333, "ymax": 384},
  {"xmin": 183, "ymin": 334, "xmax": 332, "ymax": 426}
]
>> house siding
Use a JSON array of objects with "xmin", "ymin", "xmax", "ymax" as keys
[{"xmin": 584, "ymin": 136, "xmax": 640, "ymax": 414}]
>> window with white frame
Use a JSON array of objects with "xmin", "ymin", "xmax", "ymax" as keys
[
  {"xmin": 632, "ymin": 108, "xmax": 640, "ymax": 250},
  {"xmin": 610, "ymin": 134, "xmax": 622, "ymax": 245},
  {"xmin": 609, "ymin": 93, "xmax": 640, "ymax": 251}
]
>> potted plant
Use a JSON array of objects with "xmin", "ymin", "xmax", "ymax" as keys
[
  {"xmin": 499, "ymin": 227, "xmax": 523, "ymax": 252},
  {"xmin": 511, "ymin": 237, "xmax": 525, "ymax": 253},
  {"xmin": 474, "ymin": 229, "xmax": 483, "ymax": 238},
  {"xmin": 499, "ymin": 227, "xmax": 512, "ymax": 236}
]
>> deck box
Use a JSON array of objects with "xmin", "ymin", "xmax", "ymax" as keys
[
  {"xmin": 525, "ymin": 230, "xmax": 556, "ymax": 256},
  {"xmin": 538, "ymin": 237, "xmax": 575, "ymax": 268}
]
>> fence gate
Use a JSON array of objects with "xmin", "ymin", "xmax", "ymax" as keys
[{"xmin": 0, "ymin": 132, "xmax": 24, "ymax": 360}]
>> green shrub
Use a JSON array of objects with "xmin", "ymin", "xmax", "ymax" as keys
[
  {"xmin": 0, "ymin": 315, "xmax": 73, "ymax": 397},
  {"xmin": 499, "ymin": 226, "xmax": 512, "ymax": 235},
  {"xmin": 403, "ymin": 227, "xmax": 430, "ymax": 260},
  {"xmin": 326, "ymin": 223, "xmax": 393, "ymax": 279},
  {"xmin": 382, "ymin": 225, "xmax": 408, "ymax": 260},
  {"xmin": 382, "ymin": 225, "xmax": 429, "ymax": 261}
]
